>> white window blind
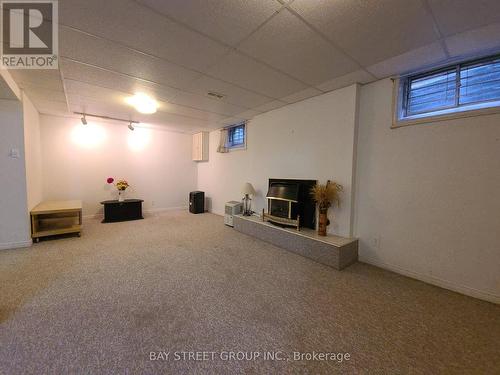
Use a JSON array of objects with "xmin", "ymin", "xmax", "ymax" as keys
[{"xmin": 401, "ymin": 55, "xmax": 500, "ymax": 120}]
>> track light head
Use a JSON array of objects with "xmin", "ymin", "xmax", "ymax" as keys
[
  {"xmin": 81, "ymin": 114, "xmax": 87, "ymax": 125},
  {"xmin": 128, "ymin": 122, "xmax": 135, "ymax": 131}
]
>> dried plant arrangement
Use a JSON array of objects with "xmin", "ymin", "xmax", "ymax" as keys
[
  {"xmin": 310, "ymin": 180, "xmax": 343, "ymax": 236},
  {"xmin": 311, "ymin": 180, "xmax": 343, "ymax": 212}
]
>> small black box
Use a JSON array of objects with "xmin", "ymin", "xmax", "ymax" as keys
[{"xmin": 189, "ymin": 191, "xmax": 205, "ymax": 214}]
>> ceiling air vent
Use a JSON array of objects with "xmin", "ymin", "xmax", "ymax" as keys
[{"xmin": 207, "ymin": 91, "xmax": 225, "ymax": 99}]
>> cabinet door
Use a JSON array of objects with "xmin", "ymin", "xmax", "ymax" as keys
[
  {"xmin": 192, "ymin": 133, "xmax": 201, "ymax": 160},
  {"xmin": 193, "ymin": 132, "xmax": 209, "ymax": 161}
]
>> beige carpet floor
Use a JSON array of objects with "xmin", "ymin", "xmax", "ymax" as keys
[{"xmin": 0, "ymin": 211, "xmax": 498, "ymax": 374}]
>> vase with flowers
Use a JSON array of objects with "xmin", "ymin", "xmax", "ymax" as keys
[
  {"xmin": 107, "ymin": 177, "xmax": 130, "ymax": 202},
  {"xmin": 310, "ymin": 180, "xmax": 343, "ymax": 236}
]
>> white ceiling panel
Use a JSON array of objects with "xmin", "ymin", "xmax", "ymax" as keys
[
  {"xmin": 207, "ymin": 51, "xmax": 307, "ymax": 98},
  {"xmin": 60, "ymin": 59, "xmax": 182, "ymax": 102},
  {"xmin": 428, "ymin": 0, "xmax": 500, "ymax": 37},
  {"xmin": 281, "ymin": 87, "xmax": 323, "ymax": 104},
  {"xmin": 65, "ymin": 80, "xmax": 226, "ymax": 123},
  {"xmin": 291, "ymin": 0, "xmax": 439, "ymax": 66},
  {"xmin": 219, "ymin": 116, "xmax": 245, "ymax": 125},
  {"xmin": 136, "ymin": 0, "xmax": 282, "ymax": 46},
  {"xmin": 9, "ymin": 70, "xmax": 64, "ymax": 92},
  {"xmin": 366, "ymin": 42, "xmax": 447, "ymax": 79},
  {"xmin": 21, "ymin": 87, "xmax": 67, "ymax": 104},
  {"xmin": 234, "ymin": 109, "xmax": 262, "ymax": 120},
  {"xmin": 253, "ymin": 100, "xmax": 287, "ymax": 113},
  {"xmin": 68, "ymin": 94, "xmax": 211, "ymax": 131},
  {"xmin": 445, "ymin": 22, "xmax": 500, "ymax": 58},
  {"xmin": 239, "ymin": 9, "xmax": 357, "ymax": 85},
  {"xmin": 187, "ymin": 75, "xmax": 273, "ymax": 108},
  {"xmin": 316, "ymin": 70, "xmax": 375, "ymax": 92},
  {"xmin": 59, "ymin": 0, "xmax": 229, "ymax": 72},
  {"xmin": 60, "ymin": 28, "xmax": 200, "ymax": 90},
  {"xmin": 30, "ymin": 98, "xmax": 69, "ymax": 116},
  {"xmin": 170, "ymin": 90, "xmax": 248, "ymax": 117}
]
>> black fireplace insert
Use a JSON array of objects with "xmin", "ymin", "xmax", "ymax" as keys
[{"xmin": 266, "ymin": 178, "xmax": 316, "ymax": 229}]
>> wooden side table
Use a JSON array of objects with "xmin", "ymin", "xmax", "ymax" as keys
[
  {"xmin": 30, "ymin": 200, "xmax": 82, "ymax": 242},
  {"xmin": 100, "ymin": 199, "xmax": 144, "ymax": 223}
]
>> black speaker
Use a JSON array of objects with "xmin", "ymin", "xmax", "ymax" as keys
[{"xmin": 189, "ymin": 191, "xmax": 205, "ymax": 214}]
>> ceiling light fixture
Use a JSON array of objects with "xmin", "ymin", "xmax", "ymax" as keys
[
  {"xmin": 207, "ymin": 91, "xmax": 225, "ymax": 99},
  {"xmin": 81, "ymin": 114, "xmax": 87, "ymax": 125},
  {"xmin": 126, "ymin": 93, "xmax": 158, "ymax": 114},
  {"xmin": 128, "ymin": 122, "xmax": 135, "ymax": 131}
]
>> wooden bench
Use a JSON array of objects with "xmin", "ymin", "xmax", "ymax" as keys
[{"xmin": 30, "ymin": 200, "xmax": 82, "ymax": 242}]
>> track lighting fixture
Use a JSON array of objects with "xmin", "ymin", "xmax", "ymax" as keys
[{"xmin": 73, "ymin": 112, "xmax": 139, "ymax": 128}]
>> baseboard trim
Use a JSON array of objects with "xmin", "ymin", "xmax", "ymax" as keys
[
  {"xmin": 82, "ymin": 206, "xmax": 188, "ymax": 220},
  {"xmin": 0, "ymin": 239, "xmax": 32, "ymax": 250},
  {"xmin": 144, "ymin": 206, "xmax": 188, "ymax": 215},
  {"xmin": 360, "ymin": 255, "xmax": 499, "ymax": 304}
]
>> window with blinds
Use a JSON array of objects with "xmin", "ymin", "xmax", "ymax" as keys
[
  {"xmin": 401, "ymin": 55, "xmax": 500, "ymax": 119},
  {"xmin": 227, "ymin": 123, "xmax": 246, "ymax": 149}
]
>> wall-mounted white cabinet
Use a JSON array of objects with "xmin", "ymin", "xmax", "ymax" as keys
[{"xmin": 192, "ymin": 131, "xmax": 209, "ymax": 161}]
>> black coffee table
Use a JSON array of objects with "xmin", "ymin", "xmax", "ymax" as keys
[{"xmin": 100, "ymin": 199, "xmax": 144, "ymax": 223}]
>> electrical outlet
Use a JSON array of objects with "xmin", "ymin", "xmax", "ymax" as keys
[
  {"xmin": 9, "ymin": 148, "xmax": 20, "ymax": 159},
  {"xmin": 151, "ymin": 200, "xmax": 155, "ymax": 207},
  {"xmin": 371, "ymin": 236, "xmax": 381, "ymax": 250}
]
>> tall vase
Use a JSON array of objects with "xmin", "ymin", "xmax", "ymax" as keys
[
  {"xmin": 118, "ymin": 190, "xmax": 125, "ymax": 202},
  {"xmin": 318, "ymin": 208, "xmax": 328, "ymax": 236}
]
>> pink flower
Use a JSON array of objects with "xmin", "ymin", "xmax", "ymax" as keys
[{"xmin": 107, "ymin": 177, "xmax": 114, "ymax": 184}]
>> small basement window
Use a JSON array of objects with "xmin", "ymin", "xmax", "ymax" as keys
[
  {"xmin": 227, "ymin": 122, "xmax": 246, "ymax": 149},
  {"xmin": 394, "ymin": 54, "xmax": 500, "ymax": 126}
]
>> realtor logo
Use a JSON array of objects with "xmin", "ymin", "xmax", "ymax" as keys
[{"xmin": 1, "ymin": 0, "xmax": 58, "ymax": 69}]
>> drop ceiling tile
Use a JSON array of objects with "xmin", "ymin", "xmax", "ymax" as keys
[
  {"xmin": 136, "ymin": 0, "xmax": 282, "ymax": 46},
  {"xmin": 187, "ymin": 75, "xmax": 273, "ymax": 108},
  {"xmin": 169, "ymin": 90, "xmax": 248, "ymax": 117},
  {"xmin": 68, "ymin": 94, "xmax": 212, "ymax": 130},
  {"xmin": 161, "ymin": 102, "xmax": 228, "ymax": 123},
  {"xmin": 219, "ymin": 116, "xmax": 245, "ymax": 125},
  {"xmin": 445, "ymin": 22, "xmax": 500, "ymax": 58},
  {"xmin": 30, "ymin": 98, "xmax": 69, "ymax": 116},
  {"xmin": 65, "ymin": 80, "xmax": 226, "ymax": 123},
  {"xmin": 60, "ymin": 59, "xmax": 181, "ymax": 101},
  {"xmin": 238, "ymin": 9, "xmax": 357, "ymax": 85},
  {"xmin": 291, "ymin": 0, "xmax": 439, "ymax": 66},
  {"xmin": 60, "ymin": 28, "xmax": 200, "ymax": 90},
  {"xmin": 316, "ymin": 70, "xmax": 375, "ymax": 92},
  {"xmin": 22, "ymin": 87, "xmax": 67, "ymax": 104},
  {"xmin": 61, "ymin": 59, "xmax": 243, "ymax": 122},
  {"xmin": 59, "ymin": 0, "xmax": 229, "ymax": 72},
  {"xmin": 281, "ymin": 87, "xmax": 322, "ymax": 104},
  {"xmin": 234, "ymin": 109, "xmax": 262, "ymax": 120},
  {"xmin": 253, "ymin": 100, "xmax": 287, "ymax": 113},
  {"xmin": 9, "ymin": 69, "xmax": 64, "ymax": 92},
  {"xmin": 366, "ymin": 42, "xmax": 447, "ymax": 78},
  {"xmin": 65, "ymin": 81, "xmax": 130, "ymax": 107},
  {"xmin": 428, "ymin": 0, "xmax": 500, "ymax": 36},
  {"xmin": 206, "ymin": 51, "xmax": 306, "ymax": 98}
]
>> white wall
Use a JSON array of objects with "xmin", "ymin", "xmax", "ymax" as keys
[
  {"xmin": 198, "ymin": 85, "xmax": 360, "ymax": 237},
  {"xmin": 23, "ymin": 93, "xmax": 43, "ymax": 210},
  {"xmin": 0, "ymin": 99, "xmax": 31, "ymax": 249},
  {"xmin": 40, "ymin": 115, "xmax": 197, "ymax": 217},
  {"xmin": 355, "ymin": 79, "xmax": 500, "ymax": 303}
]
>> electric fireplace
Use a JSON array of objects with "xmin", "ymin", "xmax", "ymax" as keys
[{"xmin": 263, "ymin": 178, "xmax": 316, "ymax": 230}]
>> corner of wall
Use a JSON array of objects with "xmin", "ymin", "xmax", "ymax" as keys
[{"xmin": 21, "ymin": 91, "xmax": 43, "ymax": 211}]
